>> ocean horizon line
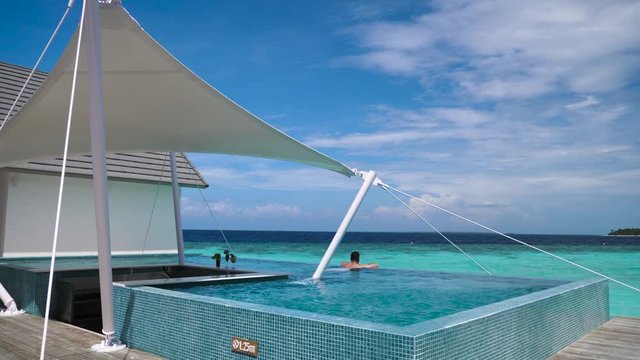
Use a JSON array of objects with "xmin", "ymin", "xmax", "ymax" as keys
[{"xmin": 183, "ymin": 228, "xmax": 611, "ymax": 237}]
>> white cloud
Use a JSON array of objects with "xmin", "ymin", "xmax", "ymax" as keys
[
  {"xmin": 181, "ymin": 1, "xmax": 640, "ymax": 234},
  {"xmin": 339, "ymin": 0, "xmax": 640, "ymax": 99},
  {"xmin": 318, "ymin": 93, "xmax": 639, "ymax": 231},
  {"xmin": 307, "ymin": 130, "xmax": 426, "ymax": 149},
  {"xmin": 565, "ymin": 96, "xmax": 600, "ymax": 111},
  {"xmin": 355, "ymin": 22, "xmax": 434, "ymax": 51},
  {"xmin": 369, "ymin": 162, "xmax": 640, "ymax": 233},
  {"xmin": 339, "ymin": 51, "xmax": 423, "ymax": 75},
  {"xmin": 306, "ymin": 106, "xmax": 496, "ymax": 151},
  {"xmin": 310, "ymin": 97, "xmax": 636, "ymax": 172},
  {"xmin": 459, "ymin": 77, "xmax": 555, "ymax": 100},
  {"xmin": 182, "ymin": 196, "xmax": 303, "ymax": 220},
  {"xmin": 181, "ymin": 197, "xmax": 234, "ymax": 218},
  {"xmin": 428, "ymin": 108, "xmax": 492, "ymax": 126},
  {"xmin": 243, "ymin": 204, "xmax": 301, "ymax": 218}
]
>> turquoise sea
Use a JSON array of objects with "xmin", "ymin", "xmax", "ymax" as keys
[{"xmin": 184, "ymin": 230, "xmax": 640, "ymax": 317}]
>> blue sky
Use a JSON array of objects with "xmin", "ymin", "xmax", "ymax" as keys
[{"xmin": 2, "ymin": 0, "xmax": 639, "ymax": 235}]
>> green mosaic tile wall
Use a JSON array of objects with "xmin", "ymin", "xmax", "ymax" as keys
[
  {"xmin": 413, "ymin": 280, "xmax": 609, "ymax": 359},
  {"xmin": 114, "ymin": 286, "xmax": 413, "ymax": 360},
  {"xmin": 113, "ymin": 278, "xmax": 608, "ymax": 360},
  {"xmin": 0, "ymin": 264, "xmax": 96, "ymax": 317}
]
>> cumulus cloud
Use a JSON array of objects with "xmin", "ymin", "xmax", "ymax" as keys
[
  {"xmin": 318, "ymin": 92, "xmax": 637, "ymax": 232},
  {"xmin": 369, "ymin": 166, "xmax": 638, "ymax": 232},
  {"xmin": 339, "ymin": 0, "xmax": 640, "ymax": 99}
]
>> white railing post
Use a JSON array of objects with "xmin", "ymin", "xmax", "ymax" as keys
[
  {"xmin": 170, "ymin": 152, "xmax": 186, "ymax": 265},
  {"xmin": 312, "ymin": 170, "xmax": 377, "ymax": 280}
]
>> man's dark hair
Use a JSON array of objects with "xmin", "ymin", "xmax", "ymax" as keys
[{"xmin": 350, "ymin": 251, "xmax": 360, "ymax": 263}]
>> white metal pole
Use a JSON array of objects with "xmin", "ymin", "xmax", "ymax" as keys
[
  {"xmin": 84, "ymin": 0, "xmax": 120, "ymax": 350},
  {"xmin": 312, "ymin": 170, "xmax": 377, "ymax": 280},
  {"xmin": 170, "ymin": 152, "xmax": 186, "ymax": 265}
]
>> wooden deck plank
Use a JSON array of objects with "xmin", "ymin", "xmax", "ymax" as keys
[
  {"xmin": 0, "ymin": 314, "xmax": 164, "ymax": 359},
  {"xmin": 549, "ymin": 317, "xmax": 640, "ymax": 360},
  {"xmin": 562, "ymin": 344, "xmax": 638, "ymax": 359},
  {"xmin": 0, "ymin": 317, "xmax": 88, "ymax": 357}
]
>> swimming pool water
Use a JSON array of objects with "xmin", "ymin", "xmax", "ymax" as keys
[
  {"xmin": 160, "ymin": 259, "xmax": 564, "ymax": 326},
  {"xmin": 185, "ymin": 232, "xmax": 640, "ymax": 317}
]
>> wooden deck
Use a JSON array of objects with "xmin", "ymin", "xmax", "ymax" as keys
[
  {"xmin": 2, "ymin": 313, "xmax": 637, "ymax": 359},
  {"xmin": 550, "ymin": 317, "xmax": 640, "ymax": 360},
  {"xmin": 0, "ymin": 313, "xmax": 163, "ymax": 359}
]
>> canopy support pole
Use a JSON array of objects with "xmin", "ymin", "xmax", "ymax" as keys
[
  {"xmin": 170, "ymin": 152, "xmax": 186, "ymax": 265},
  {"xmin": 312, "ymin": 170, "xmax": 377, "ymax": 280},
  {"xmin": 85, "ymin": 0, "xmax": 125, "ymax": 352}
]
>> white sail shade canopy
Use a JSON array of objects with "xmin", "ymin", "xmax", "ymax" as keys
[{"xmin": 0, "ymin": 1, "xmax": 352, "ymax": 176}]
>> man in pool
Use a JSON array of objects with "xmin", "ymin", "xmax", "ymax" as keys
[{"xmin": 341, "ymin": 251, "xmax": 379, "ymax": 270}]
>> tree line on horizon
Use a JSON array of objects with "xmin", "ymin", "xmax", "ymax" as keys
[{"xmin": 608, "ymin": 228, "xmax": 640, "ymax": 236}]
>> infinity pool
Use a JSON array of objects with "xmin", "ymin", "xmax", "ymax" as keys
[
  {"xmin": 158, "ymin": 259, "xmax": 565, "ymax": 326},
  {"xmin": 105, "ymin": 257, "xmax": 607, "ymax": 359},
  {"xmin": 0, "ymin": 253, "xmax": 610, "ymax": 359}
]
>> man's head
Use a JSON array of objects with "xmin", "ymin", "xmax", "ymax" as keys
[{"xmin": 350, "ymin": 251, "xmax": 360, "ymax": 263}]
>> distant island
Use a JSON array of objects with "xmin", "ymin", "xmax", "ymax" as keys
[{"xmin": 608, "ymin": 228, "xmax": 640, "ymax": 236}]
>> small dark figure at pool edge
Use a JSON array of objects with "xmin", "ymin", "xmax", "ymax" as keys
[{"xmin": 341, "ymin": 251, "xmax": 379, "ymax": 270}]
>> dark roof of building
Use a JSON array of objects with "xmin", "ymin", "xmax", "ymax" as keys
[{"xmin": 0, "ymin": 61, "xmax": 207, "ymax": 188}]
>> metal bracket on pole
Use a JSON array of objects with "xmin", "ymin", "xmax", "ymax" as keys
[
  {"xmin": 170, "ymin": 153, "xmax": 186, "ymax": 265},
  {"xmin": 312, "ymin": 170, "xmax": 377, "ymax": 280},
  {"xmin": 84, "ymin": 0, "xmax": 125, "ymax": 352},
  {"xmin": 0, "ymin": 282, "xmax": 24, "ymax": 317}
]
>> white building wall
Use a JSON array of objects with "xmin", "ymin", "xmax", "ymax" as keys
[{"xmin": 1, "ymin": 171, "xmax": 178, "ymax": 257}]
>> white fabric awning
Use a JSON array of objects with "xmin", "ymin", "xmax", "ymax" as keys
[{"xmin": 0, "ymin": 1, "xmax": 352, "ymax": 176}]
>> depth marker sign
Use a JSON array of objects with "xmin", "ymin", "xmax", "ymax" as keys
[{"xmin": 232, "ymin": 336, "xmax": 258, "ymax": 357}]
